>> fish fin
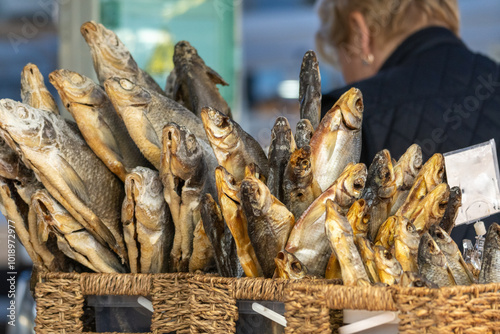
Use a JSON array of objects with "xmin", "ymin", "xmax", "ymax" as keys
[
  {"xmin": 95, "ymin": 114, "xmax": 124, "ymax": 160},
  {"xmin": 459, "ymin": 255, "xmax": 476, "ymax": 283},
  {"xmin": 206, "ymin": 66, "xmax": 229, "ymax": 86},
  {"xmin": 58, "ymin": 156, "xmax": 91, "ymax": 204},
  {"xmin": 143, "ymin": 116, "xmax": 162, "ymax": 148},
  {"xmin": 446, "ymin": 264, "xmax": 457, "ymax": 285}
]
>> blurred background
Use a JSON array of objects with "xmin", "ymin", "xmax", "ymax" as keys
[{"xmin": 0, "ymin": 0, "xmax": 499, "ymax": 332}]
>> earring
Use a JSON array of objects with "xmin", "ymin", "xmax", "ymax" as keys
[{"xmin": 362, "ymin": 54, "xmax": 374, "ymax": 65}]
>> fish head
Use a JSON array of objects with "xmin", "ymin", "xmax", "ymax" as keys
[
  {"xmin": 104, "ymin": 77, "xmax": 152, "ymax": 115},
  {"xmin": 163, "ymin": 123, "xmax": 203, "ymax": 180},
  {"xmin": 290, "ymin": 146, "xmax": 313, "ymax": 178},
  {"xmin": 50, "ymin": 69, "xmax": 107, "ymax": 109},
  {"xmin": 336, "ymin": 87, "xmax": 364, "ymax": 130},
  {"xmin": 418, "ymin": 153, "xmax": 445, "ymax": 189},
  {"xmin": 374, "ymin": 245, "xmax": 402, "ymax": 275},
  {"xmin": 80, "ymin": 21, "xmax": 137, "ymax": 82},
  {"xmin": 32, "ymin": 190, "xmax": 82, "ymax": 234},
  {"xmin": 201, "ymin": 107, "xmax": 237, "ymax": 149},
  {"xmin": 240, "ymin": 175, "xmax": 272, "ymax": 216},
  {"xmin": 215, "ymin": 166, "xmax": 240, "ymax": 201},
  {"xmin": 396, "ymin": 217, "xmax": 417, "ymax": 239},
  {"xmin": 356, "ymin": 236, "xmax": 375, "ymax": 259},
  {"xmin": 347, "ymin": 199, "xmax": 370, "ymax": 236},
  {"xmin": 274, "ymin": 250, "xmax": 308, "ymax": 279},
  {"xmin": 398, "ymin": 144, "xmax": 423, "ymax": 187},
  {"xmin": 485, "ymin": 223, "xmax": 500, "ymax": 249},
  {"xmin": 334, "ymin": 163, "xmax": 367, "ymax": 209},
  {"xmin": 418, "ymin": 232, "xmax": 447, "ymax": 267},
  {"xmin": 245, "ymin": 163, "xmax": 267, "ymax": 184},
  {"xmin": 270, "ymin": 117, "xmax": 293, "ymax": 145},
  {"xmin": 368, "ymin": 150, "xmax": 397, "ymax": 199},
  {"xmin": 0, "ymin": 99, "xmax": 57, "ymax": 149},
  {"xmin": 428, "ymin": 183, "xmax": 450, "ymax": 218},
  {"xmin": 173, "ymin": 40, "xmax": 199, "ymax": 65},
  {"xmin": 325, "ymin": 199, "xmax": 352, "ymax": 234},
  {"xmin": 429, "ymin": 225, "xmax": 456, "ymax": 256},
  {"xmin": 20, "ymin": 63, "xmax": 45, "ymax": 98},
  {"xmin": 296, "ymin": 119, "xmax": 314, "ymax": 134}
]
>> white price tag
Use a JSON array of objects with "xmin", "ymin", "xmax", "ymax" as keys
[{"xmin": 444, "ymin": 139, "xmax": 500, "ymax": 225}]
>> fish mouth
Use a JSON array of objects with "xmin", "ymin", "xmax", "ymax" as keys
[
  {"xmin": 163, "ymin": 125, "xmax": 181, "ymax": 155},
  {"xmin": 339, "ymin": 88, "xmax": 363, "ymax": 130},
  {"xmin": 201, "ymin": 107, "xmax": 231, "ymax": 139},
  {"xmin": 173, "ymin": 40, "xmax": 197, "ymax": 63},
  {"xmin": 80, "ymin": 21, "xmax": 99, "ymax": 42},
  {"xmin": 21, "ymin": 63, "xmax": 43, "ymax": 88}
]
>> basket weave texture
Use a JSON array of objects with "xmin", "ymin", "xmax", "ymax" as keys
[{"xmin": 284, "ymin": 283, "xmax": 500, "ymax": 334}]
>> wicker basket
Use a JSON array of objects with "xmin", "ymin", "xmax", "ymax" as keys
[{"xmin": 284, "ymin": 283, "xmax": 500, "ymax": 334}]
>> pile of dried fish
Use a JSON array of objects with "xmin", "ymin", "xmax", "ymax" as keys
[{"xmin": 1, "ymin": 21, "xmax": 498, "ymax": 287}]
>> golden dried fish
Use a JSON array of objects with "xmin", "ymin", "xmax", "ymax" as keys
[
  {"xmin": 373, "ymin": 245, "xmax": 402, "ymax": 285},
  {"xmin": 189, "ymin": 218, "xmax": 216, "ymax": 273},
  {"xmin": 31, "ymin": 190, "xmax": 125, "ymax": 273},
  {"xmin": 299, "ymin": 50, "xmax": 321, "ymax": 130},
  {"xmin": 325, "ymin": 200, "xmax": 369, "ymax": 286},
  {"xmin": 439, "ymin": 186, "xmax": 462, "ymax": 234},
  {"xmin": 285, "ymin": 163, "xmax": 366, "ymax": 277},
  {"xmin": 411, "ymin": 183, "xmax": 450, "ymax": 235},
  {"xmin": 282, "ymin": 146, "xmax": 322, "ymax": 219},
  {"xmin": 310, "ymin": 87, "xmax": 363, "ymax": 191},
  {"xmin": 395, "ymin": 176, "xmax": 428, "ymax": 219},
  {"xmin": 215, "ymin": 166, "xmax": 263, "ymax": 277},
  {"xmin": 267, "ymin": 117, "xmax": 296, "ymax": 202},
  {"xmin": 21, "ymin": 63, "xmax": 59, "ymax": 114},
  {"xmin": 355, "ymin": 236, "xmax": 380, "ymax": 283},
  {"xmin": 171, "ymin": 40, "xmax": 231, "ymax": 117},
  {"xmin": 479, "ymin": 223, "xmax": 500, "ymax": 283},
  {"xmin": 160, "ymin": 123, "xmax": 211, "ymax": 272},
  {"xmin": 201, "ymin": 106, "xmax": 269, "ymax": 182},
  {"xmin": 240, "ymin": 174, "xmax": 295, "ymax": 278},
  {"xmin": 274, "ymin": 250, "xmax": 308, "ymax": 279},
  {"xmin": 390, "ymin": 144, "xmax": 422, "ymax": 214},
  {"xmin": 104, "ymin": 77, "xmax": 213, "ymax": 170},
  {"xmin": 200, "ymin": 193, "xmax": 240, "ymax": 277},
  {"xmin": 122, "ymin": 167, "xmax": 173, "ymax": 273},
  {"xmin": 418, "ymin": 232, "xmax": 456, "ymax": 287},
  {"xmin": 0, "ymin": 99, "xmax": 126, "ymax": 261},
  {"xmin": 347, "ymin": 199, "xmax": 370, "ymax": 239},
  {"xmin": 374, "ymin": 216, "xmax": 398, "ymax": 249},
  {"xmin": 430, "ymin": 226, "xmax": 474, "ymax": 285},
  {"xmin": 394, "ymin": 217, "xmax": 419, "ymax": 272},
  {"xmin": 399, "ymin": 271, "xmax": 438, "ymax": 288},
  {"xmin": 295, "ymin": 119, "xmax": 314, "ymax": 149},
  {"xmin": 415, "ymin": 153, "xmax": 445, "ymax": 193},
  {"xmin": 363, "ymin": 150, "xmax": 397, "ymax": 241},
  {"xmin": 50, "ymin": 69, "xmax": 151, "ymax": 181},
  {"xmin": 324, "ymin": 251, "xmax": 342, "ymax": 279},
  {"xmin": 80, "ymin": 21, "xmax": 164, "ymax": 95}
]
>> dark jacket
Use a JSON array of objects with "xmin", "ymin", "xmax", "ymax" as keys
[{"xmin": 321, "ymin": 27, "xmax": 500, "ymax": 248}]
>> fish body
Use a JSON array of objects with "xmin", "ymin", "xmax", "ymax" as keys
[
  {"xmin": 200, "ymin": 193, "xmax": 239, "ymax": 277},
  {"xmin": 411, "ymin": 183, "xmax": 450, "ymax": 235},
  {"xmin": 295, "ymin": 119, "xmax": 314, "ymax": 149},
  {"xmin": 363, "ymin": 150, "xmax": 397, "ymax": 241},
  {"xmin": 267, "ymin": 117, "xmax": 296, "ymax": 202},
  {"xmin": 394, "ymin": 217, "xmax": 419, "ymax": 273},
  {"xmin": 240, "ymin": 175, "xmax": 295, "ymax": 278},
  {"xmin": 285, "ymin": 163, "xmax": 367, "ymax": 276},
  {"xmin": 299, "ymin": 50, "xmax": 321, "ymax": 130},
  {"xmin": 418, "ymin": 232, "xmax": 456, "ymax": 287},
  {"xmin": 282, "ymin": 146, "xmax": 322, "ymax": 219},
  {"xmin": 324, "ymin": 251, "xmax": 342, "ymax": 279},
  {"xmin": 202, "ymin": 106, "xmax": 269, "ymax": 182},
  {"xmin": 21, "ymin": 63, "xmax": 59, "ymax": 114},
  {"xmin": 274, "ymin": 250, "xmax": 308, "ymax": 279},
  {"xmin": 80, "ymin": 21, "xmax": 164, "ymax": 95},
  {"xmin": 479, "ymin": 223, "xmax": 500, "ymax": 283},
  {"xmin": 171, "ymin": 40, "xmax": 231, "ymax": 117},
  {"xmin": 430, "ymin": 226, "xmax": 474, "ymax": 285},
  {"xmin": 189, "ymin": 219, "xmax": 216, "ymax": 273},
  {"xmin": 325, "ymin": 200, "xmax": 369, "ymax": 286},
  {"xmin": 439, "ymin": 186, "xmax": 462, "ymax": 234},
  {"xmin": 374, "ymin": 246, "xmax": 402, "ymax": 285},
  {"xmin": 50, "ymin": 69, "xmax": 151, "ymax": 181},
  {"xmin": 310, "ymin": 87, "xmax": 363, "ymax": 191},
  {"xmin": 122, "ymin": 167, "xmax": 173, "ymax": 273},
  {"xmin": 0, "ymin": 99, "xmax": 126, "ymax": 261},
  {"xmin": 390, "ymin": 144, "xmax": 422, "ymax": 214},
  {"xmin": 355, "ymin": 236, "xmax": 380, "ymax": 283}
]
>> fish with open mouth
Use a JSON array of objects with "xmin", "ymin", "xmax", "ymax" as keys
[
  {"xmin": 299, "ymin": 50, "xmax": 321, "ymax": 130},
  {"xmin": 310, "ymin": 87, "xmax": 363, "ymax": 191},
  {"xmin": 282, "ymin": 145, "xmax": 322, "ymax": 219},
  {"xmin": 373, "ymin": 245, "xmax": 402, "ymax": 285},
  {"xmin": 171, "ymin": 40, "xmax": 231, "ymax": 117},
  {"xmin": 267, "ymin": 117, "xmax": 296, "ymax": 202},
  {"xmin": 215, "ymin": 166, "xmax": 263, "ymax": 277},
  {"xmin": 389, "ymin": 144, "xmax": 422, "ymax": 214},
  {"xmin": 430, "ymin": 226, "xmax": 474, "ymax": 285},
  {"xmin": 325, "ymin": 200, "xmax": 369, "ymax": 286},
  {"xmin": 31, "ymin": 189, "xmax": 125, "ymax": 273},
  {"xmin": 363, "ymin": 150, "xmax": 397, "ymax": 241},
  {"xmin": 295, "ymin": 119, "xmax": 314, "ymax": 149},
  {"xmin": 80, "ymin": 21, "xmax": 165, "ymax": 96},
  {"xmin": 201, "ymin": 106, "xmax": 269, "ymax": 182},
  {"xmin": 0, "ymin": 99, "xmax": 126, "ymax": 262},
  {"xmin": 50, "ymin": 69, "xmax": 151, "ymax": 181},
  {"xmin": 160, "ymin": 123, "xmax": 212, "ymax": 272},
  {"xmin": 439, "ymin": 186, "xmax": 462, "ymax": 234},
  {"xmin": 104, "ymin": 77, "xmax": 214, "ymax": 170},
  {"xmin": 374, "ymin": 216, "xmax": 398, "ymax": 250},
  {"xmin": 395, "ymin": 176, "xmax": 428, "ymax": 219},
  {"xmin": 347, "ymin": 199, "xmax": 370, "ymax": 239},
  {"xmin": 410, "ymin": 183, "xmax": 450, "ymax": 235},
  {"xmin": 122, "ymin": 167, "xmax": 173, "ymax": 273},
  {"xmin": 479, "ymin": 223, "xmax": 500, "ymax": 283},
  {"xmin": 21, "ymin": 63, "xmax": 59, "ymax": 114},
  {"xmin": 418, "ymin": 232, "xmax": 456, "ymax": 287},
  {"xmin": 394, "ymin": 217, "xmax": 419, "ymax": 272},
  {"xmin": 274, "ymin": 250, "xmax": 309, "ymax": 279},
  {"xmin": 240, "ymin": 174, "xmax": 295, "ymax": 278},
  {"xmin": 200, "ymin": 193, "xmax": 240, "ymax": 277},
  {"xmin": 415, "ymin": 153, "xmax": 445, "ymax": 193},
  {"xmin": 285, "ymin": 163, "xmax": 367, "ymax": 277}
]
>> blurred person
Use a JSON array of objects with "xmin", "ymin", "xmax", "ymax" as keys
[{"xmin": 315, "ymin": 0, "xmax": 500, "ymax": 248}]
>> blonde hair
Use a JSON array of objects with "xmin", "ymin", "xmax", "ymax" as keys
[{"xmin": 316, "ymin": 0, "xmax": 460, "ymax": 66}]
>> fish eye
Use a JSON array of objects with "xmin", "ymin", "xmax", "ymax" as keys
[
  {"xmin": 16, "ymin": 106, "xmax": 29, "ymax": 119},
  {"xmin": 353, "ymin": 180, "xmax": 364, "ymax": 190},
  {"xmin": 70, "ymin": 73, "xmax": 84, "ymax": 84},
  {"xmin": 436, "ymin": 231, "xmax": 444, "ymax": 239},
  {"xmin": 119, "ymin": 79, "xmax": 134, "ymax": 90},
  {"xmin": 384, "ymin": 250, "xmax": 392, "ymax": 260},
  {"xmin": 291, "ymin": 261, "xmax": 302, "ymax": 273},
  {"xmin": 301, "ymin": 160, "xmax": 310, "ymax": 169}
]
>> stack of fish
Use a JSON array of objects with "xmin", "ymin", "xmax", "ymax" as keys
[{"xmin": 0, "ymin": 22, "xmax": 498, "ymax": 287}]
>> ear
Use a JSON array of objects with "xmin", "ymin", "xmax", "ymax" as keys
[{"xmin": 349, "ymin": 11, "xmax": 373, "ymax": 58}]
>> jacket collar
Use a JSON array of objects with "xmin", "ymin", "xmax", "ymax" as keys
[{"xmin": 380, "ymin": 27, "xmax": 465, "ymax": 71}]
